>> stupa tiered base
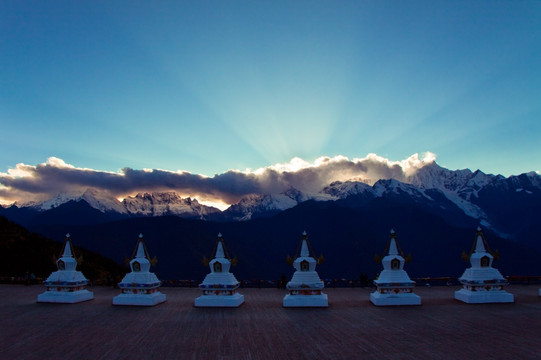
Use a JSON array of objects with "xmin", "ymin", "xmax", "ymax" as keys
[
  {"xmin": 38, "ymin": 281, "xmax": 94, "ymax": 303},
  {"xmin": 113, "ymin": 292, "xmax": 166, "ymax": 306},
  {"xmin": 195, "ymin": 285, "xmax": 244, "ymax": 307},
  {"xmin": 455, "ymin": 283, "xmax": 514, "ymax": 304},
  {"xmin": 283, "ymin": 288, "xmax": 328, "ymax": 307},
  {"xmin": 113, "ymin": 283, "xmax": 166, "ymax": 306},
  {"xmin": 195, "ymin": 293, "xmax": 245, "ymax": 307},
  {"xmin": 370, "ymin": 287, "xmax": 421, "ymax": 306}
]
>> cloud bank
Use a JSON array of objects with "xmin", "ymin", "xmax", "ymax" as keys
[{"xmin": 0, "ymin": 153, "xmax": 437, "ymax": 206}]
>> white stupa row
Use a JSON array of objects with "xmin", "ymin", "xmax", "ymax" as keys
[
  {"xmin": 37, "ymin": 234, "xmax": 94, "ymax": 303},
  {"xmin": 283, "ymin": 231, "xmax": 328, "ymax": 307},
  {"xmin": 195, "ymin": 233, "xmax": 244, "ymax": 307},
  {"xmin": 370, "ymin": 230, "xmax": 421, "ymax": 306},
  {"xmin": 37, "ymin": 228, "xmax": 518, "ymax": 306},
  {"xmin": 113, "ymin": 234, "xmax": 166, "ymax": 306},
  {"xmin": 454, "ymin": 227, "xmax": 514, "ymax": 304}
]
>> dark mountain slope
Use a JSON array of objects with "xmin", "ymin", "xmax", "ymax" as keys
[
  {"xmin": 30, "ymin": 200, "xmax": 540, "ymax": 282},
  {"xmin": 0, "ymin": 216, "xmax": 126, "ymax": 280}
]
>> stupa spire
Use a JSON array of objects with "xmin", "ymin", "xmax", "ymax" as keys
[
  {"xmin": 388, "ymin": 230, "xmax": 399, "ymax": 256},
  {"xmin": 216, "ymin": 239, "xmax": 225, "ymax": 259},
  {"xmin": 130, "ymin": 233, "xmax": 151, "ymax": 260},
  {"xmin": 474, "ymin": 228, "xmax": 486, "ymax": 253},
  {"xmin": 62, "ymin": 233, "xmax": 73, "ymax": 258},
  {"xmin": 135, "ymin": 240, "xmax": 146, "ymax": 259},
  {"xmin": 298, "ymin": 231, "xmax": 310, "ymax": 258}
]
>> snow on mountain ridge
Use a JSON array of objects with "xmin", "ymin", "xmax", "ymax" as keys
[
  {"xmin": 18, "ymin": 189, "xmax": 219, "ymax": 219},
  {"xmin": 224, "ymin": 188, "xmax": 334, "ymax": 221},
  {"xmin": 80, "ymin": 188, "xmax": 128, "ymax": 214},
  {"xmin": 122, "ymin": 192, "xmax": 220, "ymax": 218},
  {"xmin": 23, "ymin": 188, "xmax": 128, "ymax": 214},
  {"xmin": 373, "ymin": 179, "xmax": 434, "ymax": 201},
  {"xmin": 322, "ymin": 181, "xmax": 373, "ymax": 199},
  {"xmin": 9, "ymin": 164, "xmax": 541, "ymax": 231}
]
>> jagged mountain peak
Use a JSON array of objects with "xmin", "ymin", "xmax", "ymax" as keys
[
  {"xmin": 373, "ymin": 178, "xmax": 431, "ymax": 199},
  {"xmin": 3, "ymin": 164, "xmax": 541, "ymax": 243},
  {"xmin": 223, "ymin": 188, "xmax": 327, "ymax": 221},
  {"xmin": 322, "ymin": 180, "xmax": 373, "ymax": 199},
  {"xmin": 123, "ymin": 191, "xmax": 219, "ymax": 219},
  {"xmin": 407, "ymin": 162, "xmax": 475, "ymax": 191},
  {"xmin": 20, "ymin": 188, "xmax": 127, "ymax": 214},
  {"xmin": 130, "ymin": 191, "xmax": 194, "ymax": 202}
]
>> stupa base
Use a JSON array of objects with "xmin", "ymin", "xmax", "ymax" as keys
[
  {"xmin": 454, "ymin": 289, "xmax": 514, "ymax": 304},
  {"xmin": 37, "ymin": 290, "xmax": 94, "ymax": 304},
  {"xmin": 195, "ymin": 293, "xmax": 244, "ymax": 307},
  {"xmin": 113, "ymin": 292, "xmax": 166, "ymax": 306},
  {"xmin": 370, "ymin": 291, "xmax": 421, "ymax": 306},
  {"xmin": 283, "ymin": 293, "xmax": 328, "ymax": 307}
]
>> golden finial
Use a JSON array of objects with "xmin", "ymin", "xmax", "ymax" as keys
[
  {"xmin": 202, "ymin": 256, "xmax": 210, "ymax": 267},
  {"xmin": 404, "ymin": 253, "xmax": 412, "ymax": 264},
  {"xmin": 286, "ymin": 254, "xmax": 294, "ymax": 266}
]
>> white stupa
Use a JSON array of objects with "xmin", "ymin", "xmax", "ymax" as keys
[
  {"xmin": 195, "ymin": 233, "xmax": 244, "ymax": 307},
  {"xmin": 283, "ymin": 231, "xmax": 328, "ymax": 307},
  {"xmin": 113, "ymin": 234, "xmax": 166, "ymax": 306},
  {"xmin": 370, "ymin": 230, "xmax": 421, "ymax": 306},
  {"xmin": 455, "ymin": 227, "xmax": 514, "ymax": 304},
  {"xmin": 37, "ymin": 234, "xmax": 94, "ymax": 303}
]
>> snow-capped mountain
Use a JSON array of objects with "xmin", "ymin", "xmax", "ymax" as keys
[
  {"xmin": 406, "ymin": 162, "xmax": 498, "ymax": 202},
  {"xmin": 10, "ymin": 190, "xmax": 220, "ymax": 221},
  {"xmin": 3, "ymin": 162, "xmax": 541, "ymax": 242},
  {"xmin": 123, "ymin": 192, "xmax": 220, "ymax": 219},
  {"xmin": 18, "ymin": 188, "xmax": 128, "ymax": 214},
  {"xmin": 4, "ymin": 162, "xmax": 541, "ymax": 280},
  {"xmin": 222, "ymin": 188, "xmax": 333, "ymax": 221},
  {"xmin": 322, "ymin": 180, "xmax": 373, "ymax": 199}
]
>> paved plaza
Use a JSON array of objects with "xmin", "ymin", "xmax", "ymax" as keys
[{"xmin": 2, "ymin": 285, "xmax": 541, "ymax": 359}]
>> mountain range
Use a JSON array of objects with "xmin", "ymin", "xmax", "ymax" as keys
[
  {"xmin": 3, "ymin": 162, "xmax": 540, "ymax": 238},
  {"xmin": 1, "ymin": 161, "xmax": 540, "ymax": 280}
]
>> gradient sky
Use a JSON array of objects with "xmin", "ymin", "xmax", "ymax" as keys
[{"xmin": 1, "ymin": 1, "xmax": 540, "ymax": 180}]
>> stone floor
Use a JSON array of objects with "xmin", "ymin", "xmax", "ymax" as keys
[{"xmin": 2, "ymin": 285, "xmax": 541, "ymax": 359}]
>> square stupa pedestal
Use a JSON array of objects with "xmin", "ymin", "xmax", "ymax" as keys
[
  {"xmin": 37, "ymin": 289, "xmax": 94, "ymax": 304},
  {"xmin": 113, "ymin": 292, "xmax": 166, "ymax": 306},
  {"xmin": 370, "ymin": 291, "xmax": 421, "ymax": 306},
  {"xmin": 454, "ymin": 289, "xmax": 514, "ymax": 304},
  {"xmin": 194, "ymin": 293, "xmax": 244, "ymax": 307},
  {"xmin": 283, "ymin": 293, "xmax": 328, "ymax": 307}
]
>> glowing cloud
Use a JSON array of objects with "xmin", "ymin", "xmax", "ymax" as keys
[{"xmin": 0, "ymin": 153, "xmax": 438, "ymax": 206}]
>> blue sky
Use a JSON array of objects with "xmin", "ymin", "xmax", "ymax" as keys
[{"xmin": 1, "ymin": 0, "xmax": 540, "ymax": 182}]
